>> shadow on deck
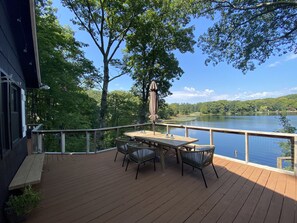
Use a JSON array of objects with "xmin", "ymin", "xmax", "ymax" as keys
[{"xmin": 28, "ymin": 150, "xmax": 297, "ymax": 223}]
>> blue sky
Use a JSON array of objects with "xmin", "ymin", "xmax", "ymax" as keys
[{"xmin": 52, "ymin": 1, "xmax": 297, "ymax": 104}]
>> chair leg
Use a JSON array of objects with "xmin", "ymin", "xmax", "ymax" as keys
[
  {"xmin": 114, "ymin": 151, "xmax": 118, "ymax": 162},
  {"xmin": 135, "ymin": 164, "xmax": 140, "ymax": 180},
  {"xmin": 212, "ymin": 163, "xmax": 219, "ymax": 178},
  {"xmin": 200, "ymin": 169, "xmax": 208, "ymax": 188},
  {"xmin": 154, "ymin": 158, "xmax": 156, "ymax": 171},
  {"xmin": 125, "ymin": 159, "xmax": 130, "ymax": 171},
  {"xmin": 122, "ymin": 154, "xmax": 127, "ymax": 167},
  {"xmin": 175, "ymin": 149, "xmax": 179, "ymax": 164},
  {"xmin": 181, "ymin": 162, "xmax": 184, "ymax": 176}
]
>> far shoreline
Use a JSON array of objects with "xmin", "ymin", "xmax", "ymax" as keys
[{"xmin": 163, "ymin": 111, "xmax": 297, "ymax": 124}]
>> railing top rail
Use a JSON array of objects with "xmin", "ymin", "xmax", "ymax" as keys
[
  {"xmin": 31, "ymin": 123, "xmax": 150, "ymax": 134},
  {"xmin": 157, "ymin": 123, "xmax": 297, "ymax": 139},
  {"xmin": 31, "ymin": 124, "xmax": 43, "ymax": 131},
  {"xmin": 30, "ymin": 122, "xmax": 297, "ymax": 139}
]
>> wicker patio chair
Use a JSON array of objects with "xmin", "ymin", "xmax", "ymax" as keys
[
  {"xmin": 125, "ymin": 143, "xmax": 157, "ymax": 179},
  {"xmin": 180, "ymin": 145, "xmax": 218, "ymax": 188},
  {"xmin": 114, "ymin": 137, "xmax": 134, "ymax": 167}
]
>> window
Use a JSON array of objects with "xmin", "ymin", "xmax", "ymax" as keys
[
  {"xmin": 11, "ymin": 85, "xmax": 22, "ymax": 142},
  {"xmin": 0, "ymin": 72, "xmax": 23, "ymax": 155},
  {"xmin": 1, "ymin": 73, "xmax": 10, "ymax": 154}
]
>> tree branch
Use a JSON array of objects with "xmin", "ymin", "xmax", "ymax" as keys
[
  {"xmin": 109, "ymin": 72, "xmax": 126, "ymax": 82},
  {"xmin": 66, "ymin": 0, "xmax": 104, "ymax": 54},
  {"xmin": 85, "ymin": 0, "xmax": 105, "ymax": 52},
  {"xmin": 107, "ymin": 16, "xmax": 135, "ymax": 62},
  {"xmin": 99, "ymin": 0, "xmax": 106, "ymax": 52},
  {"xmin": 225, "ymin": 7, "xmax": 277, "ymax": 42},
  {"xmin": 212, "ymin": 1, "xmax": 297, "ymax": 11},
  {"xmin": 268, "ymin": 26, "xmax": 297, "ymax": 42}
]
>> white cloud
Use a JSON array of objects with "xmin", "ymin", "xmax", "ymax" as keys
[
  {"xmin": 268, "ymin": 61, "xmax": 280, "ymax": 67},
  {"xmin": 285, "ymin": 53, "xmax": 297, "ymax": 61},
  {"xmin": 184, "ymin": 87, "xmax": 196, "ymax": 92},
  {"xmin": 289, "ymin": 86, "xmax": 297, "ymax": 91},
  {"xmin": 165, "ymin": 86, "xmax": 297, "ymax": 104},
  {"xmin": 166, "ymin": 87, "xmax": 215, "ymax": 103},
  {"xmin": 268, "ymin": 53, "xmax": 297, "ymax": 67}
]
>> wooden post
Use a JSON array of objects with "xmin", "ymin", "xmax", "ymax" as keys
[
  {"xmin": 167, "ymin": 125, "xmax": 169, "ymax": 134},
  {"xmin": 185, "ymin": 127, "xmax": 188, "ymax": 137},
  {"xmin": 86, "ymin": 132, "xmax": 90, "ymax": 154},
  {"xmin": 61, "ymin": 132, "xmax": 65, "ymax": 154},
  {"xmin": 209, "ymin": 129, "xmax": 213, "ymax": 145},
  {"xmin": 37, "ymin": 133, "xmax": 42, "ymax": 153},
  {"xmin": 293, "ymin": 136, "xmax": 297, "ymax": 176},
  {"xmin": 277, "ymin": 157, "xmax": 282, "ymax": 169},
  {"xmin": 245, "ymin": 132, "xmax": 249, "ymax": 163},
  {"xmin": 94, "ymin": 131, "xmax": 97, "ymax": 154}
]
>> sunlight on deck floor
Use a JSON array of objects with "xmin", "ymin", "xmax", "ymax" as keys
[{"xmin": 28, "ymin": 150, "xmax": 297, "ymax": 223}]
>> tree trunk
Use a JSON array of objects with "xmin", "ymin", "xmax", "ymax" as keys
[
  {"xmin": 139, "ymin": 79, "xmax": 147, "ymax": 123},
  {"xmin": 99, "ymin": 60, "xmax": 109, "ymax": 128},
  {"xmin": 139, "ymin": 101, "xmax": 147, "ymax": 123}
]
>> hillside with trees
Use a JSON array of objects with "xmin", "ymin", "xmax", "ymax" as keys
[{"xmin": 168, "ymin": 94, "xmax": 297, "ymax": 116}]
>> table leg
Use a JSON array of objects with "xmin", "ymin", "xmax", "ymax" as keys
[
  {"xmin": 177, "ymin": 148, "xmax": 182, "ymax": 164},
  {"xmin": 159, "ymin": 146, "xmax": 165, "ymax": 171}
]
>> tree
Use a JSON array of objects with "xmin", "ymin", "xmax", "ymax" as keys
[
  {"xmin": 61, "ymin": 0, "xmax": 147, "ymax": 127},
  {"xmin": 277, "ymin": 114, "xmax": 296, "ymax": 170},
  {"xmin": 106, "ymin": 91, "xmax": 140, "ymax": 126},
  {"xmin": 27, "ymin": 1, "xmax": 99, "ymax": 129},
  {"xmin": 123, "ymin": 1, "xmax": 195, "ymax": 122},
  {"xmin": 196, "ymin": 1, "xmax": 297, "ymax": 73}
]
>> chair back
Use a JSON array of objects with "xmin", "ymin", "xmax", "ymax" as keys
[
  {"xmin": 115, "ymin": 137, "xmax": 132, "ymax": 153},
  {"xmin": 181, "ymin": 145, "xmax": 215, "ymax": 168},
  {"xmin": 200, "ymin": 147, "xmax": 215, "ymax": 167},
  {"xmin": 127, "ymin": 143, "xmax": 155, "ymax": 163}
]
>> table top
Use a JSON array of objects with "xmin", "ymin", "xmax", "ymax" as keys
[{"xmin": 124, "ymin": 130, "xmax": 198, "ymax": 148}]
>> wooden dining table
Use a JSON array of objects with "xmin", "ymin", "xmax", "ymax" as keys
[{"xmin": 124, "ymin": 130, "xmax": 198, "ymax": 171}]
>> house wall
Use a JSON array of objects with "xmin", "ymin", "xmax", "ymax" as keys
[{"xmin": 0, "ymin": 1, "xmax": 28, "ymax": 221}]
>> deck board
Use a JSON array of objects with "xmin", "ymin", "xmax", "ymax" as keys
[{"xmin": 28, "ymin": 151, "xmax": 297, "ymax": 223}]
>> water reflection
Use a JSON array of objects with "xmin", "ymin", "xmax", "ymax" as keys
[{"xmin": 169, "ymin": 115, "xmax": 297, "ymax": 169}]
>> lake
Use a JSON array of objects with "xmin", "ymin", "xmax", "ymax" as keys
[{"xmin": 168, "ymin": 115, "xmax": 297, "ymax": 169}]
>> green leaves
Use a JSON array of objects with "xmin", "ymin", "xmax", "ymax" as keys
[
  {"xmin": 122, "ymin": 0, "xmax": 196, "ymax": 122},
  {"xmin": 6, "ymin": 186, "xmax": 40, "ymax": 216},
  {"xmin": 196, "ymin": 0, "xmax": 297, "ymax": 73},
  {"xmin": 26, "ymin": 1, "xmax": 99, "ymax": 129}
]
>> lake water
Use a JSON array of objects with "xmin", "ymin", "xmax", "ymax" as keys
[{"xmin": 169, "ymin": 115, "xmax": 297, "ymax": 169}]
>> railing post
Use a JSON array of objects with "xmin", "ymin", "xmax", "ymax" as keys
[
  {"xmin": 61, "ymin": 132, "xmax": 65, "ymax": 154},
  {"xmin": 167, "ymin": 125, "xmax": 169, "ymax": 134},
  {"xmin": 86, "ymin": 132, "xmax": 90, "ymax": 154},
  {"xmin": 37, "ymin": 133, "xmax": 42, "ymax": 153},
  {"xmin": 185, "ymin": 127, "xmax": 188, "ymax": 137},
  {"xmin": 94, "ymin": 131, "xmax": 97, "ymax": 154},
  {"xmin": 293, "ymin": 136, "xmax": 297, "ymax": 176},
  {"xmin": 116, "ymin": 128, "xmax": 120, "ymax": 137},
  {"xmin": 209, "ymin": 129, "xmax": 213, "ymax": 145},
  {"xmin": 245, "ymin": 132, "xmax": 249, "ymax": 163}
]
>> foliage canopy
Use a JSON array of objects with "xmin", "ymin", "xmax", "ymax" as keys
[
  {"xmin": 27, "ymin": 1, "xmax": 99, "ymax": 129},
  {"xmin": 196, "ymin": 0, "xmax": 297, "ymax": 73},
  {"xmin": 122, "ymin": 0, "xmax": 196, "ymax": 122}
]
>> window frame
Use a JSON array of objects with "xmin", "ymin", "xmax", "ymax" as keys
[{"xmin": 0, "ymin": 71, "xmax": 24, "ymax": 157}]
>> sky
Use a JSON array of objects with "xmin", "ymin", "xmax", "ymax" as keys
[{"xmin": 52, "ymin": 1, "xmax": 297, "ymax": 104}]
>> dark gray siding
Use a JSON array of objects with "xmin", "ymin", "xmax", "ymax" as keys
[{"xmin": 0, "ymin": 1, "xmax": 28, "ymax": 221}]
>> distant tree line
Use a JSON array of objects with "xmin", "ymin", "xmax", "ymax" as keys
[{"xmin": 168, "ymin": 94, "xmax": 297, "ymax": 116}]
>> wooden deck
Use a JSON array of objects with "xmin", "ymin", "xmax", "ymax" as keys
[{"xmin": 28, "ymin": 150, "xmax": 297, "ymax": 223}]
